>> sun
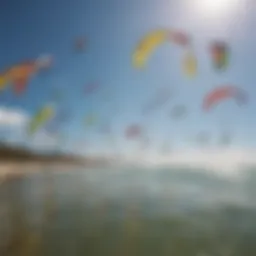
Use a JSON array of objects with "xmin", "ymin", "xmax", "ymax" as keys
[
  {"xmin": 194, "ymin": 0, "xmax": 240, "ymax": 17},
  {"xmin": 201, "ymin": 0, "xmax": 234, "ymax": 11}
]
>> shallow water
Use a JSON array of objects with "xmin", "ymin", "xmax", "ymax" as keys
[{"xmin": 1, "ymin": 167, "xmax": 256, "ymax": 255}]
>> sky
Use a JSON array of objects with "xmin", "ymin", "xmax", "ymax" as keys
[{"xmin": 1, "ymin": 0, "xmax": 256, "ymax": 167}]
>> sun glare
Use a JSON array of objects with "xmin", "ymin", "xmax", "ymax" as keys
[{"xmin": 194, "ymin": 0, "xmax": 240, "ymax": 17}]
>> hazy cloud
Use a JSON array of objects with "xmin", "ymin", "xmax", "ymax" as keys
[{"xmin": 0, "ymin": 107, "xmax": 29, "ymax": 127}]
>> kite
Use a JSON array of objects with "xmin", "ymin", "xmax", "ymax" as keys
[
  {"xmin": 74, "ymin": 37, "xmax": 86, "ymax": 52},
  {"xmin": 125, "ymin": 124, "xmax": 142, "ymax": 139},
  {"xmin": 183, "ymin": 50, "xmax": 197, "ymax": 78},
  {"xmin": 170, "ymin": 105, "xmax": 187, "ymax": 120},
  {"xmin": 99, "ymin": 122, "xmax": 112, "ymax": 135},
  {"xmin": 210, "ymin": 42, "xmax": 229, "ymax": 71},
  {"xmin": 196, "ymin": 131, "xmax": 210, "ymax": 145},
  {"xmin": 219, "ymin": 131, "xmax": 232, "ymax": 146},
  {"xmin": 85, "ymin": 113, "xmax": 98, "ymax": 126},
  {"xmin": 52, "ymin": 88, "xmax": 63, "ymax": 102},
  {"xmin": 28, "ymin": 104, "xmax": 55, "ymax": 135},
  {"xmin": 133, "ymin": 29, "xmax": 197, "ymax": 77},
  {"xmin": 161, "ymin": 141, "xmax": 171, "ymax": 154},
  {"xmin": 203, "ymin": 85, "xmax": 248, "ymax": 111},
  {"xmin": 142, "ymin": 87, "xmax": 172, "ymax": 115},
  {"xmin": 0, "ymin": 55, "xmax": 53, "ymax": 95},
  {"xmin": 45, "ymin": 108, "xmax": 70, "ymax": 133},
  {"xmin": 140, "ymin": 135, "xmax": 150, "ymax": 150},
  {"xmin": 84, "ymin": 83, "xmax": 100, "ymax": 95}
]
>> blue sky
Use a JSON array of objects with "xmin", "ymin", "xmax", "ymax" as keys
[{"xmin": 1, "ymin": 0, "xmax": 256, "ymax": 158}]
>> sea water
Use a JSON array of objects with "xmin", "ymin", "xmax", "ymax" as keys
[{"xmin": 1, "ymin": 166, "xmax": 256, "ymax": 255}]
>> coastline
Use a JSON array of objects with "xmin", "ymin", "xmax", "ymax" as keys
[
  {"xmin": 0, "ymin": 162, "xmax": 84, "ymax": 182},
  {"xmin": 0, "ymin": 157, "xmax": 115, "ymax": 182}
]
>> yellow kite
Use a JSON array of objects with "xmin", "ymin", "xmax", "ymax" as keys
[
  {"xmin": 133, "ymin": 29, "xmax": 197, "ymax": 77},
  {"xmin": 29, "ymin": 105, "xmax": 55, "ymax": 135},
  {"xmin": 183, "ymin": 50, "xmax": 197, "ymax": 78}
]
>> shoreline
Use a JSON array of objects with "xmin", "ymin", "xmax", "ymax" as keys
[
  {"xmin": 0, "ymin": 162, "xmax": 86, "ymax": 182},
  {"xmin": 0, "ymin": 159, "xmax": 115, "ymax": 182}
]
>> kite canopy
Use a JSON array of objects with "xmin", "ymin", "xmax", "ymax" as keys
[
  {"xmin": 133, "ymin": 30, "xmax": 168, "ymax": 69},
  {"xmin": 35, "ymin": 54, "xmax": 53, "ymax": 70},
  {"xmin": 210, "ymin": 42, "xmax": 229, "ymax": 71},
  {"xmin": 126, "ymin": 124, "xmax": 142, "ymax": 139},
  {"xmin": 84, "ymin": 83, "xmax": 100, "ymax": 95},
  {"xmin": 74, "ymin": 37, "xmax": 86, "ymax": 51},
  {"xmin": 0, "ymin": 55, "xmax": 53, "ymax": 95},
  {"xmin": 219, "ymin": 131, "xmax": 232, "ymax": 146},
  {"xmin": 196, "ymin": 131, "xmax": 210, "ymax": 145},
  {"xmin": 28, "ymin": 104, "xmax": 55, "ymax": 135},
  {"xmin": 170, "ymin": 105, "xmax": 187, "ymax": 120},
  {"xmin": 45, "ymin": 108, "xmax": 70, "ymax": 133},
  {"xmin": 203, "ymin": 85, "xmax": 248, "ymax": 111},
  {"xmin": 85, "ymin": 113, "xmax": 97, "ymax": 127},
  {"xmin": 133, "ymin": 29, "xmax": 197, "ymax": 77},
  {"xmin": 142, "ymin": 87, "xmax": 172, "ymax": 115},
  {"xmin": 0, "ymin": 75, "xmax": 7, "ymax": 89},
  {"xmin": 183, "ymin": 50, "xmax": 197, "ymax": 78}
]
